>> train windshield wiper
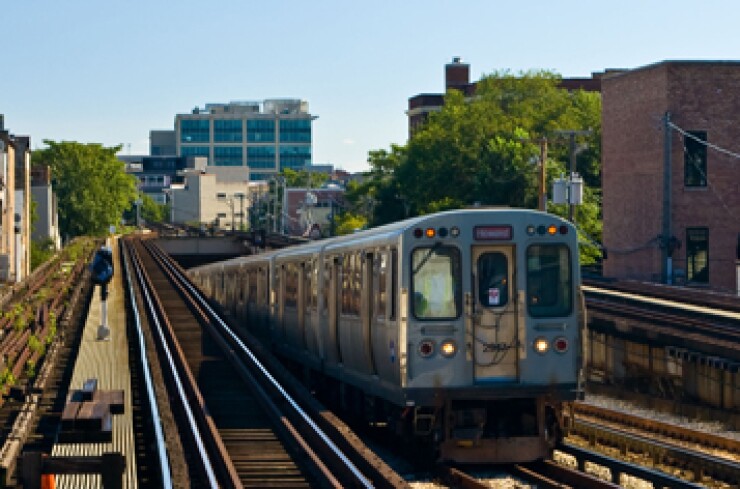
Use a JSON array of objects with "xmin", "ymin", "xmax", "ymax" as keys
[{"xmin": 413, "ymin": 242, "xmax": 443, "ymax": 275}]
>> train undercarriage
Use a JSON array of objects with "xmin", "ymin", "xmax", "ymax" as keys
[{"xmin": 287, "ymin": 358, "xmax": 566, "ymax": 464}]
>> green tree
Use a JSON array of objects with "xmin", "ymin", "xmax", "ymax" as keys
[
  {"xmin": 395, "ymin": 71, "xmax": 601, "ymax": 213},
  {"xmin": 281, "ymin": 168, "xmax": 328, "ymax": 188},
  {"xmin": 124, "ymin": 193, "xmax": 168, "ymax": 224},
  {"xmin": 33, "ymin": 141, "xmax": 138, "ymax": 238},
  {"xmin": 363, "ymin": 70, "xmax": 603, "ymax": 263},
  {"xmin": 30, "ymin": 238, "xmax": 55, "ymax": 271}
]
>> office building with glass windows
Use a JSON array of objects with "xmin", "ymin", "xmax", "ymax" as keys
[{"xmin": 175, "ymin": 99, "xmax": 315, "ymax": 181}]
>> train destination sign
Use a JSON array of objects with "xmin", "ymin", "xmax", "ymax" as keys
[{"xmin": 474, "ymin": 225, "xmax": 512, "ymax": 240}]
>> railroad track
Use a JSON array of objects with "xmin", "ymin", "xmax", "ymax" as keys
[
  {"xmin": 0, "ymin": 239, "xmax": 96, "ymax": 485},
  {"xmin": 565, "ymin": 402, "xmax": 740, "ymax": 486},
  {"xmin": 438, "ymin": 462, "xmax": 620, "ymax": 488},
  {"xmin": 125, "ymin": 236, "xmax": 405, "ymax": 488},
  {"xmin": 582, "ymin": 277, "xmax": 740, "ymax": 314},
  {"xmin": 582, "ymin": 282, "xmax": 740, "ymax": 363}
]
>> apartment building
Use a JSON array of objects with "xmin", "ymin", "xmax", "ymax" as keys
[{"xmin": 0, "ymin": 116, "xmax": 31, "ymax": 283}]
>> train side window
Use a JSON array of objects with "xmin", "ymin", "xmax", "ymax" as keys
[
  {"xmin": 321, "ymin": 258, "xmax": 330, "ymax": 315},
  {"xmin": 526, "ymin": 244, "xmax": 572, "ymax": 317},
  {"xmin": 308, "ymin": 260, "xmax": 318, "ymax": 313},
  {"xmin": 341, "ymin": 253, "xmax": 361, "ymax": 316},
  {"xmin": 390, "ymin": 248, "xmax": 397, "ymax": 321},
  {"xmin": 377, "ymin": 251, "xmax": 387, "ymax": 319},
  {"xmin": 285, "ymin": 263, "xmax": 298, "ymax": 308}
]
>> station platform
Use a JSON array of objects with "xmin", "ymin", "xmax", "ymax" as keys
[{"xmin": 50, "ymin": 236, "xmax": 137, "ymax": 488}]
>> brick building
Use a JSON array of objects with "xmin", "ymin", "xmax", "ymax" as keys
[{"xmin": 601, "ymin": 61, "xmax": 740, "ymax": 293}]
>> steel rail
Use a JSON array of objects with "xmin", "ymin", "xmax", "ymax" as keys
[
  {"xmin": 144, "ymin": 240, "xmax": 375, "ymax": 488},
  {"xmin": 128, "ymin": 241, "xmax": 221, "ymax": 488},
  {"xmin": 557, "ymin": 443, "xmax": 706, "ymax": 488},
  {"xmin": 570, "ymin": 417, "xmax": 740, "ymax": 484},
  {"xmin": 583, "ymin": 284, "xmax": 740, "ymax": 323},
  {"xmin": 120, "ymin": 240, "xmax": 173, "ymax": 489}
]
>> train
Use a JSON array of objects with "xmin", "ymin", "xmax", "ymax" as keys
[{"xmin": 188, "ymin": 208, "xmax": 585, "ymax": 463}]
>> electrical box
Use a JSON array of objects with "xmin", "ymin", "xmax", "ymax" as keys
[
  {"xmin": 569, "ymin": 173, "xmax": 584, "ymax": 205},
  {"xmin": 552, "ymin": 178, "xmax": 567, "ymax": 205}
]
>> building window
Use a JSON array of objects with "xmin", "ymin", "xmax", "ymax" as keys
[
  {"xmin": 279, "ymin": 145, "xmax": 311, "ymax": 170},
  {"xmin": 217, "ymin": 213, "xmax": 227, "ymax": 218},
  {"xmin": 684, "ymin": 131, "xmax": 707, "ymax": 187},
  {"xmin": 247, "ymin": 146, "xmax": 276, "ymax": 169},
  {"xmin": 180, "ymin": 119, "xmax": 210, "ymax": 143},
  {"xmin": 686, "ymin": 227, "xmax": 709, "ymax": 284},
  {"xmin": 214, "ymin": 146, "xmax": 243, "ymax": 166},
  {"xmin": 216, "ymin": 193, "xmax": 226, "ymax": 200},
  {"xmin": 279, "ymin": 119, "xmax": 312, "ymax": 142},
  {"xmin": 247, "ymin": 119, "xmax": 275, "ymax": 142},
  {"xmin": 214, "ymin": 119, "xmax": 242, "ymax": 142},
  {"xmin": 181, "ymin": 146, "xmax": 210, "ymax": 163},
  {"xmin": 249, "ymin": 172, "xmax": 274, "ymax": 181}
]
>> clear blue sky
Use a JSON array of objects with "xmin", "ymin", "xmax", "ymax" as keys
[{"xmin": 2, "ymin": 1, "xmax": 738, "ymax": 173}]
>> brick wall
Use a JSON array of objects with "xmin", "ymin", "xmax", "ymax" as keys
[{"xmin": 602, "ymin": 62, "xmax": 740, "ymax": 292}]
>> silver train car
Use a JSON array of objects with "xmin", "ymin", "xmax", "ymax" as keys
[{"xmin": 189, "ymin": 208, "xmax": 584, "ymax": 463}]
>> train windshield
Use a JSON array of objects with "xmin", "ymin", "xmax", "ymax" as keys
[
  {"xmin": 411, "ymin": 245, "xmax": 462, "ymax": 319},
  {"xmin": 526, "ymin": 244, "xmax": 572, "ymax": 317}
]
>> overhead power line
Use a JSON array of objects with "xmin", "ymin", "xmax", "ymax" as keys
[{"xmin": 668, "ymin": 122, "xmax": 740, "ymax": 162}]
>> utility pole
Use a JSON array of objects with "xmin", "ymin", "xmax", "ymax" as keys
[
  {"xmin": 662, "ymin": 112, "xmax": 673, "ymax": 284},
  {"xmin": 553, "ymin": 130, "xmax": 591, "ymax": 222},
  {"xmin": 539, "ymin": 138, "xmax": 548, "ymax": 212},
  {"xmin": 238, "ymin": 193, "xmax": 245, "ymax": 231}
]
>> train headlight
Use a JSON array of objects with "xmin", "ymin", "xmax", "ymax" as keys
[
  {"xmin": 533, "ymin": 337, "xmax": 549, "ymax": 354},
  {"xmin": 425, "ymin": 228, "xmax": 436, "ymax": 238},
  {"xmin": 440, "ymin": 340, "xmax": 457, "ymax": 358},
  {"xmin": 418, "ymin": 340, "xmax": 435, "ymax": 358},
  {"xmin": 450, "ymin": 227, "xmax": 460, "ymax": 237},
  {"xmin": 526, "ymin": 225, "xmax": 536, "ymax": 236},
  {"xmin": 553, "ymin": 336, "xmax": 569, "ymax": 353},
  {"xmin": 547, "ymin": 225, "xmax": 558, "ymax": 235}
]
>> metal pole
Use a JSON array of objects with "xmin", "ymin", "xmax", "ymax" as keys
[
  {"xmin": 539, "ymin": 138, "xmax": 548, "ymax": 212},
  {"xmin": 239, "ymin": 194, "xmax": 244, "ymax": 231},
  {"xmin": 230, "ymin": 199, "xmax": 235, "ymax": 233},
  {"xmin": 568, "ymin": 133, "xmax": 576, "ymax": 222},
  {"xmin": 663, "ymin": 112, "xmax": 673, "ymax": 284}
]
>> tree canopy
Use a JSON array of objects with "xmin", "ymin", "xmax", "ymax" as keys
[
  {"xmin": 357, "ymin": 70, "xmax": 603, "ymax": 263},
  {"xmin": 33, "ymin": 141, "xmax": 138, "ymax": 239}
]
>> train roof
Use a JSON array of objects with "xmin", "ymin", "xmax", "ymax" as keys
[{"xmin": 190, "ymin": 207, "xmax": 571, "ymax": 270}]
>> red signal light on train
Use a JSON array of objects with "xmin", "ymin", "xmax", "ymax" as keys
[
  {"xmin": 418, "ymin": 340, "xmax": 435, "ymax": 357},
  {"xmin": 553, "ymin": 337, "xmax": 569, "ymax": 353},
  {"xmin": 413, "ymin": 228, "xmax": 423, "ymax": 238},
  {"xmin": 559, "ymin": 225, "xmax": 569, "ymax": 235},
  {"xmin": 425, "ymin": 228, "xmax": 436, "ymax": 238}
]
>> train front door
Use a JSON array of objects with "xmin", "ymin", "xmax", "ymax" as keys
[{"xmin": 471, "ymin": 246, "xmax": 518, "ymax": 382}]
